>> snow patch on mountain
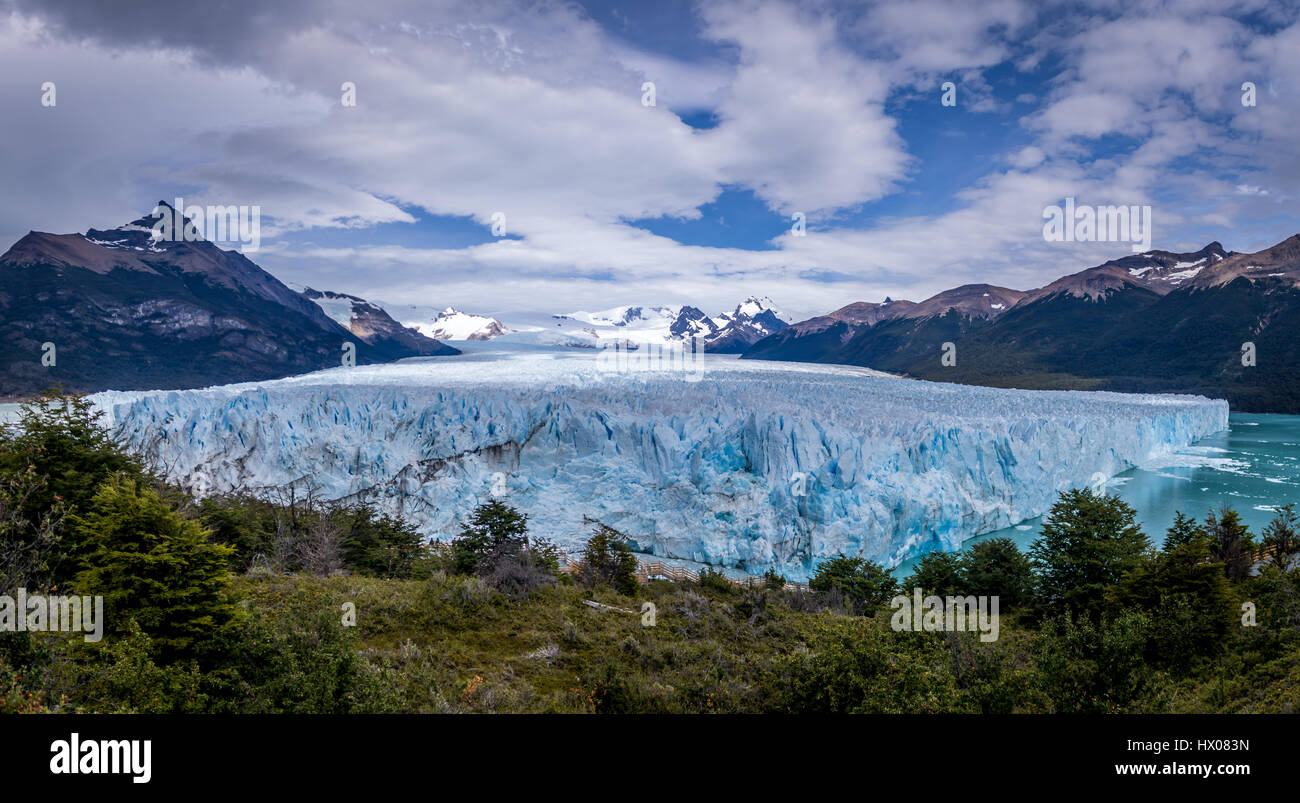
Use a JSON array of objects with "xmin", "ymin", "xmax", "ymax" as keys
[{"xmin": 414, "ymin": 308, "xmax": 508, "ymax": 341}]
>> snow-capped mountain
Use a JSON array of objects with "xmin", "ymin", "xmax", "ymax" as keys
[
  {"xmin": 295, "ymin": 287, "xmax": 455, "ymax": 356},
  {"xmin": 1023, "ymin": 242, "xmax": 1232, "ymax": 302},
  {"xmin": 535, "ymin": 296, "xmax": 791, "ymax": 352},
  {"xmin": 91, "ymin": 348, "xmax": 1227, "ymax": 577},
  {"xmin": 703, "ymin": 296, "xmax": 793, "ymax": 353},
  {"xmin": 565, "ymin": 305, "xmax": 679, "ymax": 328},
  {"xmin": 414, "ymin": 308, "xmax": 509, "ymax": 341},
  {"xmin": 668, "ymin": 306, "xmax": 720, "ymax": 340}
]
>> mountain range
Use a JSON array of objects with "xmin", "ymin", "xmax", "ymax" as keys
[
  {"xmin": 7, "ymin": 201, "xmax": 1297, "ymax": 413},
  {"xmin": 0, "ymin": 203, "xmax": 457, "ymax": 398},
  {"xmin": 743, "ymin": 237, "xmax": 1300, "ymax": 413},
  {"xmin": 547, "ymin": 297, "xmax": 791, "ymax": 352}
]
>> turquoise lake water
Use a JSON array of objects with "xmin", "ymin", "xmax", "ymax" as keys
[{"xmin": 897, "ymin": 412, "xmax": 1300, "ymax": 576}]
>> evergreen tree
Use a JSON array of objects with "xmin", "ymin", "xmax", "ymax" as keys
[
  {"xmin": 1261, "ymin": 503, "xmax": 1299, "ymax": 565},
  {"xmin": 73, "ymin": 475, "xmax": 237, "ymax": 659},
  {"xmin": 334, "ymin": 503, "xmax": 425, "ymax": 578},
  {"xmin": 579, "ymin": 524, "xmax": 638, "ymax": 595},
  {"xmin": 451, "ymin": 500, "xmax": 528, "ymax": 575},
  {"xmin": 0, "ymin": 393, "xmax": 143, "ymax": 514},
  {"xmin": 961, "ymin": 537, "xmax": 1034, "ymax": 608},
  {"xmin": 0, "ymin": 393, "xmax": 144, "ymax": 577},
  {"xmin": 1030, "ymin": 489, "xmax": 1149, "ymax": 618},
  {"xmin": 906, "ymin": 550, "xmax": 964, "ymax": 596},
  {"xmin": 809, "ymin": 555, "xmax": 898, "ymax": 614},
  {"xmin": 1204, "ymin": 507, "xmax": 1256, "ymax": 581},
  {"xmin": 1109, "ymin": 515, "xmax": 1234, "ymax": 671},
  {"xmin": 1162, "ymin": 511, "xmax": 1208, "ymax": 553}
]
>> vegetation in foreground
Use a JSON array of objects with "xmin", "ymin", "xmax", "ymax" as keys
[{"xmin": 2, "ymin": 392, "xmax": 1298, "ymax": 713}]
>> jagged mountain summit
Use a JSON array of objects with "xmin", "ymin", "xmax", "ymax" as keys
[
  {"xmin": 521, "ymin": 296, "xmax": 791, "ymax": 351},
  {"xmin": 703, "ymin": 296, "xmax": 792, "ymax": 353},
  {"xmin": 0, "ymin": 202, "xmax": 458, "ymax": 398}
]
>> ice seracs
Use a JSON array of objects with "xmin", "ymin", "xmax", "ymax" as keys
[{"xmin": 90, "ymin": 347, "xmax": 1228, "ymax": 579}]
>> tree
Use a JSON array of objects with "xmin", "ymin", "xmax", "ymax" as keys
[
  {"xmin": 298, "ymin": 516, "xmax": 344, "ymax": 576},
  {"xmin": 762, "ymin": 568, "xmax": 787, "ymax": 590},
  {"xmin": 579, "ymin": 524, "xmax": 638, "ymax": 595},
  {"xmin": 809, "ymin": 555, "xmax": 897, "ymax": 615},
  {"xmin": 1030, "ymin": 489, "xmax": 1149, "ymax": 618},
  {"xmin": 0, "ymin": 393, "xmax": 143, "ymax": 516},
  {"xmin": 0, "ymin": 467, "xmax": 66, "ymax": 591},
  {"xmin": 1109, "ymin": 515, "xmax": 1233, "ymax": 671},
  {"xmin": 451, "ymin": 500, "xmax": 528, "ymax": 575},
  {"xmin": 961, "ymin": 537, "xmax": 1034, "ymax": 608},
  {"xmin": 1261, "ymin": 503, "xmax": 1299, "ymax": 565},
  {"xmin": 0, "ymin": 393, "xmax": 144, "ymax": 578},
  {"xmin": 1204, "ymin": 507, "xmax": 1256, "ymax": 581},
  {"xmin": 73, "ymin": 475, "xmax": 237, "ymax": 659},
  {"xmin": 905, "ymin": 550, "xmax": 964, "ymax": 596},
  {"xmin": 1162, "ymin": 511, "xmax": 1207, "ymax": 553},
  {"xmin": 334, "ymin": 503, "xmax": 425, "ymax": 578}
]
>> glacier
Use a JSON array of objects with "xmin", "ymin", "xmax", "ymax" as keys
[{"xmin": 88, "ymin": 344, "xmax": 1229, "ymax": 579}]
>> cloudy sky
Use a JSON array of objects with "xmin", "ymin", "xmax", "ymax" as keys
[{"xmin": 2, "ymin": 0, "xmax": 1298, "ymax": 320}]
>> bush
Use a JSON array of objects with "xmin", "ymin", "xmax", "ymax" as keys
[
  {"xmin": 1033, "ymin": 609, "xmax": 1154, "ymax": 713},
  {"xmin": 780, "ymin": 619, "xmax": 971, "ymax": 713},
  {"xmin": 697, "ymin": 567, "xmax": 734, "ymax": 595},
  {"xmin": 0, "ymin": 467, "xmax": 67, "ymax": 591},
  {"xmin": 482, "ymin": 538, "xmax": 559, "ymax": 597}
]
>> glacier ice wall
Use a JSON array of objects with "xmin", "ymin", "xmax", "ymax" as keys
[{"xmin": 89, "ymin": 350, "xmax": 1228, "ymax": 578}]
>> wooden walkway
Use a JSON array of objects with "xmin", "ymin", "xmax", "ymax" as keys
[{"xmin": 560, "ymin": 556, "xmax": 810, "ymax": 592}]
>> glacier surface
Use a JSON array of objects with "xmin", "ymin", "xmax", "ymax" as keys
[{"xmin": 89, "ymin": 345, "xmax": 1228, "ymax": 578}]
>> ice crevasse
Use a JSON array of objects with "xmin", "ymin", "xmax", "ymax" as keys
[{"xmin": 89, "ymin": 350, "xmax": 1229, "ymax": 579}]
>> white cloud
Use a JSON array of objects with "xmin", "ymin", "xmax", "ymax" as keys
[{"xmin": 2, "ymin": 0, "xmax": 1299, "ymax": 322}]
